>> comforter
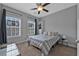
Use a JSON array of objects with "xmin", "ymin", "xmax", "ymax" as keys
[{"xmin": 29, "ymin": 34, "xmax": 61, "ymax": 55}]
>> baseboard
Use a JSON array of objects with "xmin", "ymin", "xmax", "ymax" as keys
[
  {"xmin": 58, "ymin": 41, "xmax": 77, "ymax": 48},
  {"xmin": 67, "ymin": 43, "xmax": 77, "ymax": 48},
  {"xmin": 15, "ymin": 40, "xmax": 27, "ymax": 44},
  {"xmin": 63, "ymin": 42, "xmax": 77, "ymax": 48}
]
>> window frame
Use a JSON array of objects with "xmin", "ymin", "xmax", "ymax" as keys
[
  {"xmin": 27, "ymin": 21, "xmax": 35, "ymax": 35},
  {"xmin": 6, "ymin": 16, "xmax": 21, "ymax": 38}
]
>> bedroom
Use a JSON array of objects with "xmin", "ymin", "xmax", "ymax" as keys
[{"xmin": 0, "ymin": 3, "xmax": 78, "ymax": 56}]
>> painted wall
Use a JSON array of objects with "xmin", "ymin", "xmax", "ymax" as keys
[{"xmin": 41, "ymin": 5, "xmax": 77, "ymax": 48}]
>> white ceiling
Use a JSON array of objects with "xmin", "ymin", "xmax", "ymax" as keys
[{"xmin": 3, "ymin": 3, "xmax": 76, "ymax": 18}]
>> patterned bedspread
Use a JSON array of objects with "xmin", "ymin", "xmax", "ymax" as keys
[{"xmin": 28, "ymin": 34, "xmax": 61, "ymax": 55}]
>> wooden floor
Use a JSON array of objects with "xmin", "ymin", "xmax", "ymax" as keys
[{"xmin": 17, "ymin": 42, "xmax": 77, "ymax": 56}]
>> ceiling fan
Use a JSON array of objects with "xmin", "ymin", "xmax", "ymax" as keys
[{"xmin": 31, "ymin": 3, "xmax": 50, "ymax": 14}]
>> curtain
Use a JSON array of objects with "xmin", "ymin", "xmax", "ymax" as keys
[
  {"xmin": 0, "ymin": 9, "xmax": 7, "ymax": 44},
  {"xmin": 0, "ymin": 8, "xmax": 2, "ymax": 44},
  {"xmin": 35, "ymin": 19, "xmax": 38, "ymax": 35}
]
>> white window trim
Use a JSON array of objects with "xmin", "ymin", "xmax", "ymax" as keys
[
  {"xmin": 6, "ymin": 16, "xmax": 21, "ymax": 38},
  {"xmin": 27, "ymin": 21, "xmax": 35, "ymax": 35}
]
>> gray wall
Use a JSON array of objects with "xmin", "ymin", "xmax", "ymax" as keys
[
  {"xmin": 41, "ymin": 5, "xmax": 77, "ymax": 48},
  {"xmin": 0, "ymin": 4, "xmax": 40, "ymax": 44}
]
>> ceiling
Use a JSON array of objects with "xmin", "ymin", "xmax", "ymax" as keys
[{"xmin": 3, "ymin": 3, "xmax": 76, "ymax": 18}]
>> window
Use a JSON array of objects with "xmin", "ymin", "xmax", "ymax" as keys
[
  {"xmin": 6, "ymin": 16, "xmax": 21, "ymax": 37},
  {"xmin": 27, "ymin": 21, "xmax": 35, "ymax": 35}
]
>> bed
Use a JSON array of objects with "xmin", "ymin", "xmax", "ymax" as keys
[{"xmin": 28, "ymin": 33, "xmax": 61, "ymax": 55}]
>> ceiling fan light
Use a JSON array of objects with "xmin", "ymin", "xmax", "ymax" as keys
[{"xmin": 37, "ymin": 6, "xmax": 43, "ymax": 11}]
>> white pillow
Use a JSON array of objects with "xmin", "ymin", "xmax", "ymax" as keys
[
  {"xmin": 43, "ymin": 32, "xmax": 48, "ymax": 35},
  {"xmin": 54, "ymin": 32, "xmax": 58, "ymax": 36}
]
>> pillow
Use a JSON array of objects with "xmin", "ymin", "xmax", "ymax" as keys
[
  {"xmin": 48, "ymin": 32, "xmax": 54, "ymax": 36},
  {"xmin": 51, "ymin": 32, "xmax": 55, "ymax": 36},
  {"xmin": 54, "ymin": 32, "xmax": 58, "ymax": 36},
  {"xmin": 48, "ymin": 32, "xmax": 50, "ymax": 36},
  {"xmin": 43, "ymin": 32, "xmax": 48, "ymax": 35},
  {"xmin": 44, "ymin": 32, "xmax": 58, "ymax": 36},
  {"xmin": 50, "ymin": 32, "xmax": 52, "ymax": 36},
  {"xmin": 44, "ymin": 32, "xmax": 51, "ymax": 36},
  {"xmin": 47, "ymin": 32, "xmax": 52, "ymax": 36}
]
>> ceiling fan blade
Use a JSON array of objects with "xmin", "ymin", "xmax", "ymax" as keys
[
  {"xmin": 38, "ymin": 11, "xmax": 40, "ymax": 14},
  {"xmin": 36, "ymin": 3, "xmax": 42, "ymax": 6},
  {"xmin": 43, "ymin": 9, "xmax": 49, "ymax": 12},
  {"xmin": 31, "ymin": 8, "xmax": 37, "ymax": 10},
  {"xmin": 42, "ymin": 3, "xmax": 50, "ymax": 7}
]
